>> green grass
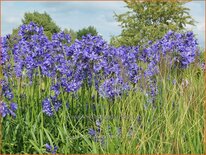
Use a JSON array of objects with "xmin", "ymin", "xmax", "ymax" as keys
[{"xmin": 1, "ymin": 61, "xmax": 205, "ymax": 154}]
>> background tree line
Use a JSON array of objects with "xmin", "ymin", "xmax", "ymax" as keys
[
  {"xmin": 10, "ymin": 0, "xmax": 195, "ymax": 47},
  {"xmin": 11, "ymin": 11, "xmax": 98, "ymax": 44}
]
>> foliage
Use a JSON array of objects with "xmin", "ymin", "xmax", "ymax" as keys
[
  {"xmin": 22, "ymin": 11, "xmax": 61, "ymax": 39},
  {"xmin": 111, "ymin": 0, "xmax": 195, "ymax": 47},
  {"xmin": 77, "ymin": 26, "xmax": 98, "ymax": 40},
  {"xmin": 10, "ymin": 11, "xmax": 61, "ymax": 40}
]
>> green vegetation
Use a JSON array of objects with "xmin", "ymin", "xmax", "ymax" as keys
[
  {"xmin": 2, "ymin": 63, "xmax": 204, "ymax": 154},
  {"xmin": 22, "ymin": 11, "xmax": 61, "ymax": 39},
  {"xmin": 111, "ymin": 0, "xmax": 195, "ymax": 47},
  {"xmin": 77, "ymin": 26, "xmax": 98, "ymax": 40},
  {"xmin": 11, "ymin": 11, "xmax": 61, "ymax": 39},
  {"xmin": 1, "ymin": 1, "xmax": 205, "ymax": 154}
]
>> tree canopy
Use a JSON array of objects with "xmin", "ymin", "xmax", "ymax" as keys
[
  {"xmin": 11, "ymin": 11, "xmax": 61, "ymax": 40},
  {"xmin": 22, "ymin": 11, "xmax": 61, "ymax": 39},
  {"xmin": 77, "ymin": 26, "xmax": 98, "ymax": 40},
  {"xmin": 111, "ymin": 0, "xmax": 195, "ymax": 47}
]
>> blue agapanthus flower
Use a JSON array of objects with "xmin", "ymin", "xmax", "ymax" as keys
[
  {"xmin": 0, "ymin": 102, "xmax": 18, "ymax": 118},
  {"xmin": 1, "ymin": 81, "xmax": 14, "ymax": 101},
  {"xmin": 88, "ymin": 128, "xmax": 96, "ymax": 137},
  {"xmin": 45, "ymin": 143, "xmax": 58, "ymax": 154},
  {"xmin": 42, "ymin": 96, "xmax": 62, "ymax": 116},
  {"xmin": 1, "ymin": 22, "xmax": 199, "ymax": 104},
  {"xmin": 0, "ymin": 102, "xmax": 10, "ymax": 117},
  {"xmin": 42, "ymin": 98, "xmax": 53, "ymax": 116}
]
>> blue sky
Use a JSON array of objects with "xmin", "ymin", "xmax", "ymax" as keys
[{"xmin": 2, "ymin": 1, "xmax": 205, "ymax": 48}]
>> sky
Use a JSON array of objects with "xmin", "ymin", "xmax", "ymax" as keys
[{"xmin": 2, "ymin": 1, "xmax": 205, "ymax": 48}]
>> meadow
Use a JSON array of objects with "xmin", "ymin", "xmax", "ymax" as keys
[{"xmin": 0, "ymin": 22, "xmax": 205, "ymax": 154}]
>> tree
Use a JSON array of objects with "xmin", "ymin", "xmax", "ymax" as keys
[
  {"xmin": 10, "ymin": 11, "xmax": 61, "ymax": 40},
  {"xmin": 110, "ymin": 35, "xmax": 122, "ymax": 47},
  {"xmin": 76, "ymin": 26, "xmax": 98, "ymax": 40},
  {"xmin": 111, "ymin": 0, "xmax": 195, "ymax": 47},
  {"xmin": 21, "ymin": 11, "xmax": 61, "ymax": 39}
]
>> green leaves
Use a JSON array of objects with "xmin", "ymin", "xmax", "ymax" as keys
[
  {"xmin": 111, "ymin": 0, "xmax": 195, "ymax": 47},
  {"xmin": 22, "ymin": 11, "xmax": 61, "ymax": 39},
  {"xmin": 77, "ymin": 26, "xmax": 98, "ymax": 40},
  {"xmin": 10, "ymin": 11, "xmax": 61, "ymax": 40}
]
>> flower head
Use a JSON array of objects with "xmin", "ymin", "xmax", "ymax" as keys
[
  {"xmin": 45, "ymin": 143, "xmax": 58, "ymax": 154},
  {"xmin": 0, "ymin": 102, "xmax": 18, "ymax": 118}
]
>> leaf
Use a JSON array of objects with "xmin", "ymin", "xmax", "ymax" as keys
[{"xmin": 29, "ymin": 140, "xmax": 42, "ymax": 153}]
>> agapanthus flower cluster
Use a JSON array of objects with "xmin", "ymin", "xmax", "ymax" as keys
[
  {"xmin": 13, "ymin": 22, "xmax": 50, "ymax": 78},
  {"xmin": 42, "ymin": 96, "xmax": 62, "ymax": 116},
  {"xmin": 0, "ymin": 80, "xmax": 18, "ymax": 118},
  {"xmin": 45, "ymin": 143, "xmax": 58, "ymax": 154},
  {"xmin": 0, "ymin": 102, "xmax": 17, "ymax": 118},
  {"xmin": 1, "ymin": 22, "xmax": 199, "ymax": 117},
  {"xmin": 147, "ymin": 30, "xmax": 199, "ymax": 68},
  {"xmin": 1, "ymin": 81, "xmax": 14, "ymax": 100},
  {"xmin": 1, "ymin": 35, "xmax": 13, "ymax": 79},
  {"xmin": 99, "ymin": 77, "xmax": 130, "ymax": 98}
]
